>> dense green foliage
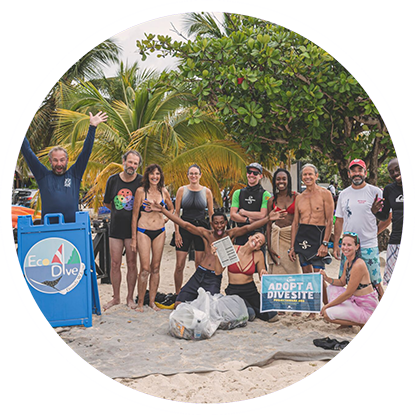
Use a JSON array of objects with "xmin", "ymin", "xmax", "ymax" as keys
[{"xmin": 136, "ymin": 13, "xmax": 395, "ymax": 185}]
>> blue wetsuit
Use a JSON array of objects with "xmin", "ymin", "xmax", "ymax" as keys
[{"xmin": 20, "ymin": 125, "xmax": 97, "ymax": 223}]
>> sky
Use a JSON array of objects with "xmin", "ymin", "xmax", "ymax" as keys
[{"xmin": 102, "ymin": 12, "xmax": 223, "ymax": 77}]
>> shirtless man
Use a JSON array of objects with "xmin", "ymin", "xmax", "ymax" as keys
[
  {"xmin": 213, "ymin": 232, "xmax": 279, "ymax": 322},
  {"xmin": 289, "ymin": 163, "xmax": 334, "ymax": 273},
  {"xmin": 149, "ymin": 201, "xmax": 282, "ymax": 307}
]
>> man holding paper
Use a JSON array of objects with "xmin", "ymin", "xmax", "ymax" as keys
[{"xmin": 148, "ymin": 201, "xmax": 283, "ymax": 307}]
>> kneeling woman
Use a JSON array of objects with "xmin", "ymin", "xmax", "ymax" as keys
[
  {"xmin": 214, "ymin": 232, "xmax": 278, "ymax": 322},
  {"xmin": 131, "ymin": 164, "xmax": 174, "ymax": 312},
  {"xmin": 320, "ymin": 232, "xmax": 379, "ymax": 327}
]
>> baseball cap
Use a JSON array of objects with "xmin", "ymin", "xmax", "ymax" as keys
[
  {"xmin": 246, "ymin": 162, "xmax": 263, "ymax": 173},
  {"xmin": 349, "ymin": 159, "xmax": 366, "ymax": 170}
]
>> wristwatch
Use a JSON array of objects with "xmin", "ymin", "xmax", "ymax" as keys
[{"xmin": 322, "ymin": 241, "xmax": 329, "ymax": 247}]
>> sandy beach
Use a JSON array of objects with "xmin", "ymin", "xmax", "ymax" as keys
[{"xmin": 68, "ymin": 218, "xmax": 384, "ymax": 404}]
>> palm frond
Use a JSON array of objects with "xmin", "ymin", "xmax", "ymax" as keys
[{"xmin": 182, "ymin": 12, "xmax": 225, "ymax": 38}]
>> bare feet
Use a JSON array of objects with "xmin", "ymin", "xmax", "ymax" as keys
[
  {"xmin": 103, "ymin": 298, "xmax": 120, "ymax": 311},
  {"xmin": 127, "ymin": 299, "xmax": 138, "ymax": 310},
  {"xmin": 307, "ymin": 313, "xmax": 317, "ymax": 319},
  {"xmin": 149, "ymin": 303, "xmax": 160, "ymax": 311},
  {"xmin": 336, "ymin": 325, "xmax": 352, "ymax": 330},
  {"xmin": 136, "ymin": 306, "xmax": 144, "ymax": 313}
]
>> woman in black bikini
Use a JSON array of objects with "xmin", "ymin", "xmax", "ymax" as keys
[
  {"xmin": 320, "ymin": 232, "xmax": 379, "ymax": 327},
  {"xmin": 131, "ymin": 164, "xmax": 174, "ymax": 312}
]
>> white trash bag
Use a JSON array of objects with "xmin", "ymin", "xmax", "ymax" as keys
[
  {"xmin": 211, "ymin": 294, "xmax": 249, "ymax": 330},
  {"xmin": 169, "ymin": 288, "xmax": 221, "ymax": 340},
  {"xmin": 169, "ymin": 288, "xmax": 249, "ymax": 340}
]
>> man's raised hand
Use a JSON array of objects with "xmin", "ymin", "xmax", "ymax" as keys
[{"xmin": 89, "ymin": 111, "xmax": 108, "ymax": 127}]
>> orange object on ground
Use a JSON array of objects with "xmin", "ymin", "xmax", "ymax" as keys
[{"xmin": 11, "ymin": 205, "xmax": 41, "ymax": 228}]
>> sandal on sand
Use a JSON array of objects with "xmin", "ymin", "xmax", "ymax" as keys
[
  {"xmin": 313, "ymin": 337, "xmax": 349, "ymax": 350},
  {"xmin": 155, "ymin": 293, "xmax": 177, "ymax": 309}
]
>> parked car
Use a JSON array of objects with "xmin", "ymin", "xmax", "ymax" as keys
[{"xmin": 12, "ymin": 188, "xmax": 38, "ymax": 207}]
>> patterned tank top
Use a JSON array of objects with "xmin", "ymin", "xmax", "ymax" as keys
[{"xmin": 181, "ymin": 186, "xmax": 207, "ymax": 221}]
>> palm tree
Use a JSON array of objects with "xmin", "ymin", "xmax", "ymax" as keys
[
  {"xmin": 15, "ymin": 38, "xmax": 121, "ymax": 205},
  {"xmin": 41, "ymin": 71, "xmax": 248, "ymax": 209},
  {"xmin": 181, "ymin": 12, "xmax": 241, "ymax": 39},
  {"xmin": 23, "ymin": 38, "xmax": 121, "ymax": 154}
]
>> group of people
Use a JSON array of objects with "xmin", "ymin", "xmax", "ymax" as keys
[{"xmin": 20, "ymin": 111, "xmax": 404, "ymax": 329}]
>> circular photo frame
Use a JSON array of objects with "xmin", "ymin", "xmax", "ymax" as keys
[{"xmin": 1, "ymin": 5, "xmax": 414, "ymax": 412}]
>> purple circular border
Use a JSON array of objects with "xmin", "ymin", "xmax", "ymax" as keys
[{"xmin": 2, "ymin": 4, "xmax": 413, "ymax": 412}]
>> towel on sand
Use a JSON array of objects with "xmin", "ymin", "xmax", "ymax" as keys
[{"xmin": 57, "ymin": 307, "xmax": 352, "ymax": 379}]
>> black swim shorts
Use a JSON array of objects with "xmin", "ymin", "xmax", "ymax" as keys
[{"xmin": 176, "ymin": 266, "xmax": 222, "ymax": 303}]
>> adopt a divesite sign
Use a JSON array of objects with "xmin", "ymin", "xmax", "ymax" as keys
[{"xmin": 261, "ymin": 273, "xmax": 322, "ymax": 313}]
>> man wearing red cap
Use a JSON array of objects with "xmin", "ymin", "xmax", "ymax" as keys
[{"xmin": 333, "ymin": 159, "xmax": 384, "ymax": 299}]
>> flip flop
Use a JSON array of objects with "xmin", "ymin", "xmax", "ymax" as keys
[
  {"xmin": 313, "ymin": 337, "xmax": 349, "ymax": 350},
  {"xmin": 335, "ymin": 340, "xmax": 350, "ymax": 350},
  {"xmin": 313, "ymin": 337, "xmax": 338, "ymax": 350}
]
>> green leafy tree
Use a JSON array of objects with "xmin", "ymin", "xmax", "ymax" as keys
[
  {"xmin": 136, "ymin": 13, "xmax": 395, "ymax": 186},
  {"xmin": 37, "ymin": 72, "xmax": 248, "ymax": 209}
]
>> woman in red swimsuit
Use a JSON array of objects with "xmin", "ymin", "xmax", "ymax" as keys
[
  {"xmin": 266, "ymin": 168, "xmax": 301, "ymax": 275},
  {"xmin": 215, "ymin": 233, "xmax": 279, "ymax": 322}
]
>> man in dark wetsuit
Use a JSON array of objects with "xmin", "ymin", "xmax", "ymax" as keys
[
  {"xmin": 230, "ymin": 162, "xmax": 271, "ymax": 248},
  {"xmin": 103, "ymin": 150, "xmax": 143, "ymax": 310},
  {"xmin": 149, "ymin": 201, "xmax": 282, "ymax": 308},
  {"xmin": 20, "ymin": 111, "xmax": 108, "ymax": 223},
  {"xmin": 371, "ymin": 158, "xmax": 403, "ymax": 286}
]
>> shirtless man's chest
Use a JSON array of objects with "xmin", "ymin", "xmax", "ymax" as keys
[
  {"xmin": 199, "ymin": 231, "xmax": 229, "ymax": 270},
  {"xmin": 297, "ymin": 190, "xmax": 327, "ymax": 225}
]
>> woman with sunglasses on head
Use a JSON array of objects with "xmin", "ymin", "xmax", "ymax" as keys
[
  {"xmin": 172, "ymin": 164, "xmax": 214, "ymax": 294},
  {"xmin": 131, "ymin": 164, "xmax": 174, "ymax": 312},
  {"xmin": 320, "ymin": 232, "xmax": 379, "ymax": 328}
]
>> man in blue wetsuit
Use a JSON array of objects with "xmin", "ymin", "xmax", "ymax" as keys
[{"xmin": 20, "ymin": 111, "xmax": 108, "ymax": 223}]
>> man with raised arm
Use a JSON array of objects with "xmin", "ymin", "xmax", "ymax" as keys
[{"xmin": 20, "ymin": 111, "xmax": 108, "ymax": 223}]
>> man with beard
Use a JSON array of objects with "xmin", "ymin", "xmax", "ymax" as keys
[
  {"xmin": 333, "ymin": 159, "xmax": 384, "ymax": 299},
  {"xmin": 20, "ymin": 111, "xmax": 108, "ymax": 223},
  {"xmin": 230, "ymin": 162, "xmax": 271, "ymax": 249},
  {"xmin": 103, "ymin": 150, "xmax": 143, "ymax": 310},
  {"xmin": 371, "ymin": 158, "xmax": 403, "ymax": 286}
]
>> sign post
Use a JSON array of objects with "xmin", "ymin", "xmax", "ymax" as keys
[
  {"xmin": 260, "ymin": 273, "xmax": 322, "ymax": 314},
  {"xmin": 17, "ymin": 212, "xmax": 101, "ymax": 327}
]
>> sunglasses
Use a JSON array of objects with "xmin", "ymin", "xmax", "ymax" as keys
[
  {"xmin": 247, "ymin": 170, "xmax": 260, "ymax": 176},
  {"xmin": 343, "ymin": 231, "xmax": 360, "ymax": 242}
]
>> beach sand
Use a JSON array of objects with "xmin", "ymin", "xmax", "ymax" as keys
[{"xmin": 90, "ymin": 220, "xmax": 384, "ymax": 403}]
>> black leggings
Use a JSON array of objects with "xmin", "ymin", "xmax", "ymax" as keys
[{"xmin": 225, "ymin": 281, "xmax": 273, "ymax": 321}]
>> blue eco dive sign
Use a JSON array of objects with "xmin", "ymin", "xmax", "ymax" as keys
[
  {"xmin": 18, "ymin": 212, "xmax": 101, "ymax": 328},
  {"xmin": 24, "ymin": 238, "xmax": 86, "ymax": 295}
]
